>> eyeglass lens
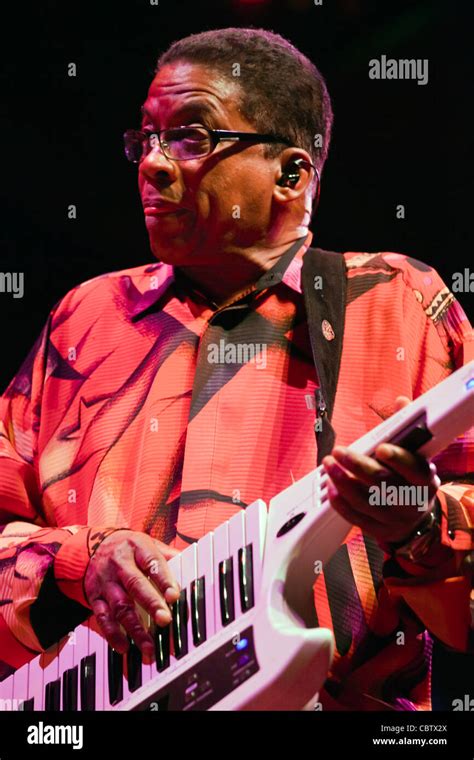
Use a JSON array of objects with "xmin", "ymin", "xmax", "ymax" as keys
[{"xmin": 125, "ymin": 127, "xmax": 212, "ymax": 162}]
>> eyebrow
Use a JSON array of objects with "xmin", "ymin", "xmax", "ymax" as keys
[{"xmin": 140, "ymin": 100, "xmax": 218, "ymax": 124}]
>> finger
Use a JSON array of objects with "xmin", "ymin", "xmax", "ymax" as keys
[
  {"xmin": 324, "ymin": 457, "xmax": 385, "ymax": 517},
  {"xmin": 394, "ymin": 395, "xmax": 411, "ymax": 411},
  {"xmin": 326, "ymin": 478, "xmax": 396, "ymax": 541},
  {"xmin": 375, "ymin": 444, "xmax": 441, "ymax": 488},
  {"xmin": 324, "ymin": 459, "xmax": 404, "ymax": 524},
  {"xmin": 152, "ymin": 539, "xmax": 180, "ymax": 561},
  {"xmin": 328, "ymin": 449, "xmax": 392, "ymax": 487},
  {"xmin": 92, "ymin": 596, "xmax": 129, "ymax": 655},
  {"xmin": 134, "ymin": 544, "xmax": 181, "ymax": 605},
  {"xmin": 116, "ymin": 561, "xmax": 173, "ymax": 627},
  {"xmin": 104, "ymin": 581, "xmax": 155, "ymax": 657}
]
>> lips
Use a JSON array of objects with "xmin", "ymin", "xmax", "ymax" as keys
[
  {"xmin": 144, "ymin": 207, "xmax": 187, "ymax": 217},
  {"xmin": 142, "ymin": 199, "xmax": 188, "ymax": 216}
]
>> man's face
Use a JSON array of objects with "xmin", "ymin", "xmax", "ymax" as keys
[{"xmin": 138, "ymin": 61, "xmax": 281, "ymax": 266}]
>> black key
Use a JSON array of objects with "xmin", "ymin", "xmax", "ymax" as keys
[
  {"xmin": 191, "ymin": 576, "xmax": 207, "ymax": 646},
  {"xmin": 127, "ymin": 639, "xmax": 142, "ymax": 692},
  {"xmin": 107, "ymin": 647, "xmax": 123, "ymax": 705},
  {"xmin": 154, "ymin": 624, "xmax": 170, "ymax": 671},
  {"xmin": 62, "ymin": 666, "xmax": 78, "ymax": 711},
  {"xmin": 44, "ymin": 678, "xmax": 61, "ymax": 711},
  {"xmin": 80, "ymin": 654, "xmax": 96, "ymax": 711},
  {"xmin": 20, "ymin": 698, "xmax": 34, "ymax": 711},
  {"xmin": 219, "ymin": 557, "xmax": 235, "ymax": 625},
  {"xmin": 172, "ymin": 589, "xmax": 188, "ymax": 658},
  {"xmin": 44, "ymin": 681, "xmax": 51, "ymax": 710},
  {"xmin": 238, "ymin": 544, "xmax": 255, "ymax": 611}
]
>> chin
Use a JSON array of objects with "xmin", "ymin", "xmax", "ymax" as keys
[{"xmin": 150, "ymin": 239, "xmax": 195, "ymax": 265}]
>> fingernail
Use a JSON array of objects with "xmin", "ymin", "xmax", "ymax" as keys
[
  {"xmin": 379, "ymin": 444, "xmax": 395, "ymax": 458},
  {"xmin": 155, "ymin": 609, "xmax": 171, "ymax": 625}
]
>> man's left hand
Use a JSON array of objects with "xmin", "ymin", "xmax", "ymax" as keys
[{"xmin": 322, "ymin": 396, "xmax": 441, "ymax": 544}]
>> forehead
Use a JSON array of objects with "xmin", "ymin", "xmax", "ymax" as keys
[{"xmin": 142, "ymin": 61, "xmax": 242, "ymax": 119}]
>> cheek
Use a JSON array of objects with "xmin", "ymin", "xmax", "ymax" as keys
[{"xmin": 198, "ymin": 165, "xmax": 272, "ymax": 222}]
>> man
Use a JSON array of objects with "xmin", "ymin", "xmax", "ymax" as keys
[{"xmin": 0, "ymin": 28, "xmax": 473, "ymax": 710}]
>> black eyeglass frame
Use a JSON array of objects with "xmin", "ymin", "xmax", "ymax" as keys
[
  {"xmin": 123, "ymin": 125, "xmax": 293, "ymax": 163},
  {"xmin": 124, "ymin": 125, "xmax": 321, "ymax": 209}
]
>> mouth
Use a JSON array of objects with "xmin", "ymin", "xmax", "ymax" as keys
[
  {"xmin": 142, "ymin": 197, "xmax": 189, "ymax": 216},
  {"xmin": 144, "ymin": 206, "xmax": 188, "ymax": 217}
]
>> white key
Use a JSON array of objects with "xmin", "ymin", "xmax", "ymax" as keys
[
  {"xmin": 166, "ymin": 555, "xmax": 182, "ymax": 671},
  {"xmin": 101, "ymin": 640, "xmax": 118, "ymax": 711},
  {"xmin": 105, "ymin": 613, "xmax": 149, "ymax": 707},
  {"xmin": 104, "ymin": 642, "xmax": 126, "ymax": 709},
  {"xmin": 243, "ymin": 499, "xmax": 267, "ymax": 604},
  {"xmin": 196, "ymin": 532, "xmax": 215, "ymax": 642},
  {"xmin": 12, "ymin": 662, "xmax": 29, "ymax": 711},
  {"xmin": 87, "ymin": 619, "xmax": 105, "ymax": 710},
  {"xmin": 120, "ymin": 645, "xmax": 131, "ymax": 706},
  {"xmin": 0, "ymin": 667, "xmax": 14, "ymax": 710},
  {"xmin": 73, "ymin": 623, "xmax": 89, "ymax": 710},
  {"xmin": 228, "ymin": 511, "xmax": 246, "ymax": 617},
  {"xmin": 213, "ymin": 521, "xmax": 230, "ymax": 634},
  {"xmin": 27, "ymin": 654, "xmax": 44, "ymax": 710},
  {"xmin": 126, "ymin": 606, "xmax": 153, "ymax": 700},
  {"xmin": 139, "ymin": 610, "xmax": 153, "ymax": 695},
  {"xmin": 122, "ymin": 604, "xmax": 155, "ymax": 703},
  {"xmin": 180, "ymin": 543, "xmax": 197, "ymax": 652},
  {"xmin": 57, "ymin": 633, "xmax": 75, "ymax": 710}
]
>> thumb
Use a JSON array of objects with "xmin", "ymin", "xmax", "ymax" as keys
[{"xmin": 394, "ymin": 395, "xmax": 411, "ymax": 412}]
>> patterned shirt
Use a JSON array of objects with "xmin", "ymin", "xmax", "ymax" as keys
[{"xmin": 1, "ymin": 231, "xmax": 473, "ymax": 710}]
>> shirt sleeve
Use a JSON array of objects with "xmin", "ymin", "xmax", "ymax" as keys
[
  {"xmin": 0, "ymin": 308, "xmax": 121, "ymax": 667},
  {"xmin": 382, "ymin": 261, "xmax": 474, "ymax": 653}
]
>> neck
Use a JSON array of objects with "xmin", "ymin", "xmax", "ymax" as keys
[{"xmin": 177, "ymin": 230, "xmax": 309, "ymax": 306}]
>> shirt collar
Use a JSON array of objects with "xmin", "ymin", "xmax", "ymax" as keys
[
  {"xmin": 254, "ymin": 230, "xmax": 313, "ymax": 295},
  {"xmin": 130, "ymin": 261, "xmax": 175, "ymax": 320},
  {"xmin": 130, "ymin": 230, "xmax": 313, "ymax": 321}
]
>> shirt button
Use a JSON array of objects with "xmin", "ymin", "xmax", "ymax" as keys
[{"xmin": 322, "ymin": 319, "xmax": 335, "ymax": 341}]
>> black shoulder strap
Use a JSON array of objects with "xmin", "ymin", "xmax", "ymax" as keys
[{"xmin": 301, "ymin": 246, "xmax": 348, "ymax": 464}]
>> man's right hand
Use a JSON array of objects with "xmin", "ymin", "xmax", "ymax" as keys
[{"xmin": 84, "ymin": 530, "xmax": 180, "ymax": 659}]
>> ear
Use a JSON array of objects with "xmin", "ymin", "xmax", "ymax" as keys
[{"xmin": 273, "ymin": 149, "xmax": 315, "ymax": 205}]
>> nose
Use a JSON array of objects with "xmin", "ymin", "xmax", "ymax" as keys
[{"xmin": 138, "ymin": 143, "xmax": 178, "ymax": 184}]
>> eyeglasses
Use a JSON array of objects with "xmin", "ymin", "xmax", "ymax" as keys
[{"xmin": 123, "ymin": 125, "xmax": 292, "ymax": 163}]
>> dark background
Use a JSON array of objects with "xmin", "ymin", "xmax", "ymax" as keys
[{"xmin": 1, "ymin": 0, "xmax": 472, "ymax": 390}]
